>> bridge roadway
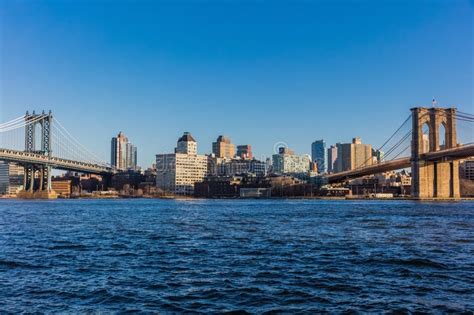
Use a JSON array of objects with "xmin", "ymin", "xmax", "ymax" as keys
[
  {"xmin": 0, "ymin": 148, "xmax": 114, "ymax": 175},
  {"xmin": 325, "ymin": 144, "xmax": 474, "ymax": 183}
]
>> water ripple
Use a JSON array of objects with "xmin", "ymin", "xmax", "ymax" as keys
[{"xmin": 0, "ymin": 199, "xmax": 473, "ymax": 312}]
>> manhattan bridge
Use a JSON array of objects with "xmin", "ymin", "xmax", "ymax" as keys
[
  {"xmin": 0, "ymin": 111, "xmax": 114, "ymax": 198},
  {"xmin": 0, "ymin": 106, "xmax": 473, "ymax": 199}
]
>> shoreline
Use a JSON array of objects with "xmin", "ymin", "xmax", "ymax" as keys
[{"xmin": 1, "ymin": 195, "xmax": 473, "ymax": 201}]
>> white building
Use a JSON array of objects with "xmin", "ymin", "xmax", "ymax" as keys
[
  {"xmin": 272, "ymin": 147, "xmax": 311, "ymax": 174},
  {"xmin": 156, "ymin": 132, "xmax": 207, "ymax": 195},
  {"xmin": 0, "ymin": 162, "xmax": 24, "ymax": 195}
]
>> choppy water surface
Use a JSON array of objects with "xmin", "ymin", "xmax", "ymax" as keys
[{"xmin": 0, "ymin": 199, "xmax": 473, "ymax": 313}]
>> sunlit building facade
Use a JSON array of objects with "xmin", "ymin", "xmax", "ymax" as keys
[
  {"xmin": 156, "ymin": 132, "xmax": 207, "ymax": 195},
  {"xmin": 335, "ymin": 138, "xmax": 373, "ymax": 172},
  {"xmin": 212, "ymin": 135, "xmax": 235, "ymax": 159},
  {"xmin": 272, "ymin": 147, "xmax": 311, "ymax": 174}
]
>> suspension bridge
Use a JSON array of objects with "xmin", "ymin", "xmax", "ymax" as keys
[
  {"xmin": 0, "ymin": 111, "xmax": 115, "ymax": 198},
  {"xmin": 0, "ymin": 106, "xmax": 473, "ymax": 199},
  {"xmin": 325, "ymin": 107, "xmax": 474, "ymax": 199}
]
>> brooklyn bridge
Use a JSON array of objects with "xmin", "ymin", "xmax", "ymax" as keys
[{"xmin": 0, "ymin": 106, "xmax": 473, "ymax": 199}]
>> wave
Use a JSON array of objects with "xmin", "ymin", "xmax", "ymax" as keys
[
  {"xmin": 48, "ymin": 244, "xmax": 89, "ymax": 251},
  {"xmin": 0, "ymin": 259, "xmax": 45, "ymax": 269},
  {"xmin": 364, "ymin": 257, "xmax": 448, "ymax": 269}
]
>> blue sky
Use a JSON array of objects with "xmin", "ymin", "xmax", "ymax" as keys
[{"xmin": 1, "ymin": 0, "xmax": 473, "ymax": 167}]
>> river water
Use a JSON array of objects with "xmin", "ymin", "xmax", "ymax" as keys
[{"xmin": 0, "ymin": 199, "xmax": 473, "ymax": 313}]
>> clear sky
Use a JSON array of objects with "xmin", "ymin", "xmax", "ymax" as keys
[{"xmin": 1, "ymin": 0, "xmax": 473, "ymax": 167}]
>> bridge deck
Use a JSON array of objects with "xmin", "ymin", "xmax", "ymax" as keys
[
  {"xmin": 325, "ymin": 144, "xmax": 474, "ymax": 183},
  {"xmin": 0, "ymin": 148, "xmax": 114, "ymax": 174}
]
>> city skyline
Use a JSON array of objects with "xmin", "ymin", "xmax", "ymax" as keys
[
  {"xmin": 1, "ymin": 1, "xmax": 474, "ymax": 313},
  {"xmin": 1, "ymin": 1, "xmax": 472, "ymax": 167}
]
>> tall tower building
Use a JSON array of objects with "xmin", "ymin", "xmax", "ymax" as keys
[
  {"xmin": 311, "ymin": 140, "xmax": 327, "ymax": 174},
  {"xmin": 111, "ymin": 132, "xmax": 138, "ymax": 170},
  {"xmin": 111, "ymin": 132, "xmax": 128, "ymax": 170},
  {"xmin": 126, "ymin": 143, "xmax": 138, "ymax": 170},
  {"xmin": 212, "ymin": 135, "xmax": 235, "ymax": 159}
]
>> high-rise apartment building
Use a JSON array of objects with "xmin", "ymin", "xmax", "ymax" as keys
[
  {"xmin": 212, "ymin": 135, "xmax": 235, "ymax": 159},
  {"xmin": 334, "ymin": 138, "xmax": 373, "ymax": 172},
  {"xmin": 327, "ymin": 145, "xmax": 338, "ymax": 173},
  {"xmin": 311, "ymin": 140, "xmax": 326, "ymax": 174},
  {"xmin": 0, "ymin": 162, "xmax": 24, "ymax": 195},
  {"xmin": 236, "ymin": 145, "xmax": 253, "ymax": 159},
  {"xmin": 156, "ymin": 132, "xmax": 207, "ymax": 195},
  {"xmin": 111, "ymin": 132, "xmax": 138, "ymax": 170},
  {"xmin": 111, "ymin": 132, "xmax": 128, "ymax": 170},
  {"xmin": 126, "ymin": 143, "xmax": 138, "ymax": 170},
  {"xmin": 272, "ymin": 147, "xmax": 311, "ymax": 174}
]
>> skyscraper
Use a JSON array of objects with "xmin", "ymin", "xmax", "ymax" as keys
[
  {"xmin": 126, "ymin": 143, "xmax": 138, "ymax": 170},
  {"xmin": 212, "ymin": 135, "xmax": 235, "ymax": 159},
  {"xmin": 311, "ymin": 140, "xmax": 327, "ymax": 174},
  {"xmin": 111, "ymin": 132, "xmax": 138, "ymax": 170},
  {"xmin": 327, "ymin": 145, "xmax": 338, "ymax": 173},
  {"xmin": 111, "ymin": 132, "xmax": 128, "ymax": 170}
]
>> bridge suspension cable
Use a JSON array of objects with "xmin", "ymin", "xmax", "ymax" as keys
[
  {"xmin": 456, "ymin": 110, "xmax": 474, "ymax": 119},
  {"xmin": 0, "ymin": 113, "xmax": 112, "ymax": 169},
  {"xmin": 352, "ymin": 114, "xmax": 413, "ymax": 169},
  {"xmin": 0, "ymin": 115, "xmax": 51, "ymax": 151},
  {"xmin": 0, "ymin": 114, "xmax": 46, "ymax": 133},
  {"xmin": 52, "ymin": 118, "xmax": 111, "ymax": 167},
  {"xmin": 0, "ymin": 115, "xmax": 26, "ymax": 129}
]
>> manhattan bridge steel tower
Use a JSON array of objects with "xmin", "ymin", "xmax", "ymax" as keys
[{"xmin": 22, "ymin": 110, "xmax": 54, "ymax": 195}]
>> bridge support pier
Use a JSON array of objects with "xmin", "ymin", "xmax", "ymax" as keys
[
  {"xmin": 17, "ymin": 164, "xmax": 57, "ymax": 199},
  {"xmin": 411, "ymin": 107, "xmax": 460, "ymax": 199},
  {"xmin": 412, "ymin": 160, "xmax": 460, "ymax": 199}
]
